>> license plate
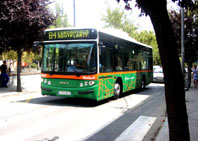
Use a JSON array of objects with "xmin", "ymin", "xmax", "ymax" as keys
[{"xmin": 58, "ymin": 91, "xmax": 71, "ymax": 95}]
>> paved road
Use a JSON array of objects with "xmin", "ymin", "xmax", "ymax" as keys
[{"xmin": 0, "ymin": 83, "xmax": 166, "ymax": 141}]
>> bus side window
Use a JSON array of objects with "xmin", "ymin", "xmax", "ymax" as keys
[
  {"xmin": 114, "ymin": 45, "xmax": 123, "ymax": 71},
  {"xmin": 134, "ymin": 61, "xmax": 138, "ymax": 70},
  {"xmin": 100, "ymin": 47, "xmax": 113, "ymax": 72},
  {"xmin": 139, "ymin": 61, "xmax": 142, "ymax": 70},
  {"xmin": 115, "ymin": 56, "xmax": 123, "ymax": 71}
]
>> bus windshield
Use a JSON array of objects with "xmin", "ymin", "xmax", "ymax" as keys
[{"xmin": 42, "ymin": 42, "xmax": 97, "ymax": 74}]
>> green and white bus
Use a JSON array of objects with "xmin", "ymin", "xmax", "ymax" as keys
[{"xmin": 38, "ymin": 28, "xmax": 153, "ymax": 101}]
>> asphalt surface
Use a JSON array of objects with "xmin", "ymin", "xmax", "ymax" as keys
[{"xmin": 0, "ymin": 79, "xmax": 166, "ymax": 141}]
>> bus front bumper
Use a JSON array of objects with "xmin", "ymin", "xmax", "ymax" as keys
[{"xmin": 41, "ymin": 85, "xmax": 98, "ymax": 100}]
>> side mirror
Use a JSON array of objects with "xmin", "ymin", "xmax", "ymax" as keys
[
  {"xmin": 98, "ymin": 42, "xmax": 103, "ymax": 55},
  {"xmin": 98, "ymin": 42, "xmax": 106, "ymax": 55},
  {"xmin": 32, "ymin": 41, "xmax": 42, "ymax": 54},
  {"xmin": 98, "ymin": 42, "xmax": 103, "ymax": 47}
]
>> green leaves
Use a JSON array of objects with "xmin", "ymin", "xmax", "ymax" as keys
[
  {"xmin": 169, "ymin": 9, "xmax": 198, "ymax": 64},
  {"xmin": 50, "ymin": 2, "xmax": 70, "ymax": 28},
  {"xmin": 0, "ymin": 0, "xmax": 55, "ymax": 52}
]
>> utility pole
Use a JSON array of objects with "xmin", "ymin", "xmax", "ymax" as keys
[{"xmin": 73, "ymin": 0, "xmax": 76, "ymax": 27}]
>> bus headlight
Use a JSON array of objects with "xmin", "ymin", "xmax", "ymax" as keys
[
  {"xmin": 80, "ymin": 83, "xmax": 83, "ymax": 87},
  {"xmin": 89, "ymin": 81, "xmax": 95, "ymax": 86},
  {"xmin": 48, "ymin": 81, "xmax": 51, "ymax": 85}
]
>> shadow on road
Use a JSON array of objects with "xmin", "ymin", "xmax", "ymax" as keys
[
  {"xmin": 17, "ymin": 83, "xmax": 164, "ymax": 108},
  {"xmin": 18, "ymin": 96, "xmax": 111, "ymax": 108}
]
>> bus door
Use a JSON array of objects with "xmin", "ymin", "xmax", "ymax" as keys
[
  {"xmin": 122, "ymin": 47, "xmax": 135, "ymax": 92},
  {"xmin": 98, "ymin": 47, "xmax": 114, "ymax": 99}
]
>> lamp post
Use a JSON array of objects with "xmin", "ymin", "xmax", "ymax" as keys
[
  {"xmin": 73, "ymin": 0, "xmax": 76, "ymax": 27},
  {"xmin": 181, "ymin": 7, "xmax": 185, "ymax": 76}
]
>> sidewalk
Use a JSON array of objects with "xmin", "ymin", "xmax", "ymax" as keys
[
  {"xmin": 0, "ymin": 72, "xmax": 41, "ymax": 97},
  {"xmin": 0, "ymin": 86, "xmax": 40, "ymax": 97},
  {"xmin": 156, "ymin": 85, "xmax": 198, "ymax": 141}
]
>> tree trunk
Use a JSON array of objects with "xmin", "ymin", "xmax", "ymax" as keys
[
  {"xmin": 137, "ymin": 0, "xmax": 190, "ymax": 140},
  {"xmin": 17, "ymin": 48, "xmax": 22, "ymax": 92}
]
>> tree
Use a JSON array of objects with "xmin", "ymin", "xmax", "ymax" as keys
[
  {"xmin": 22, "ymin": 51, "xmax": 35, "ymax": 71},
  {"xmin": 0, "ymin": 0, "xmax": 54, "ymax": 91},
  {"xmin": 50, "ymin": 2, "xmax": 70, "ymax": 28},
  {"xmin": 0, "ymin": 50, "xmax": 17, "ymax": 62},
  {"xmin": 0, "ymin": 50, "xmax": 17, "ymax": 74},
  {"xmin": 117, "ymin": 0, "xmax": 197, "ymax": 140},
  {"xmin": 170, "ymin": 9, "xmax": 198, "ymax": 87},
  {"xmin": 102, "ymin": 7, "xmax": 137, "ymax": 36}
]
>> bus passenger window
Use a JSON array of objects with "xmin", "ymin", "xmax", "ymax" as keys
[
  {"xmin": 114, "ymin": 45, "xmax": 123, "ymax": 71},
  {"xmin": 115, "ymin": 56, "xmax": 122, "ymax": 71},
  {"xmin": 100, "ymin": 47, "xmax": 113, "ymax": 72}
]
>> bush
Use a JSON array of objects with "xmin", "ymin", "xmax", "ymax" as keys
[{"xmin": 31, "ymin": 63, "xmax": 38, "ymax": 68}]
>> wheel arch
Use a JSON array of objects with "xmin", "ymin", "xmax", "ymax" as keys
[
  {"xmin": 115, "ymin": 77, "xmax": 123, "ymax": 93},
  {"xmin": 141, "ymin": 74, "xmax": 146, "ymax": 89}
]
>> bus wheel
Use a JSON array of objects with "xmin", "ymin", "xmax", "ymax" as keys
[
  {"xmin": 113, "ymin": 82, "xmax": 121, "ymax": 99},
  {"xmin": 141, "ymin": 78, "xmax": 146, "ymax": 89}
]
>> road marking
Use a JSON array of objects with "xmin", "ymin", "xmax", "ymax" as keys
[
  {"xmin": 58, "ymin": 95, "xmax": 150, "ymax": 141},
  {"xmin": 115, "ymin": 116, "xmax": 156, "ymax": 141},
  {"xmin": 25, "ymin": 96, "xmax": 33, "ymax": 103}
]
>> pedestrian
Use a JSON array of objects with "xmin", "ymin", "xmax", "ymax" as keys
[
  {"xmin": 192, "ymin": 65, "xmax": 198, "ymax": 88},
  {"xmin": 0, "ymin": 60, "xmax": 10, "ymax": 87}
]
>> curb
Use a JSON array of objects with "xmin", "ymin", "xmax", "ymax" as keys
[{"xmin": 0, "ymin": 90, "xmax": 41, "ymax": 97}]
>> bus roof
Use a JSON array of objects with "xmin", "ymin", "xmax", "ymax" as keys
[
  {"xmin": 44, "ymin": 27, "xmax": 94, "ymax": 32},
  {"xmin": 99, "ymin": 28, "xmax": 152, "ymax": 49},
  {"xmin": 44, "ymin": 27, "xmax": 152, "ymax": 49}
]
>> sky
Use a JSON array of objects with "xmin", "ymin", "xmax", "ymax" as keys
[{"xmin": 50, "ymin": 0, "xmax": 178, "ymax": 31}]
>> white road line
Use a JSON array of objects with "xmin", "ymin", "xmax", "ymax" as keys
[
  {"xmin": 57, "ymin": 95, "xmax": 150, "ymax": 141},
  {"xmin": 115, "ymin": 116, "xmax": 157, "ymax": 141}
]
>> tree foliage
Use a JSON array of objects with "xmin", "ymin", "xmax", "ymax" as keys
[
  {"xmin": 170, "ymin": 9, "xmax": 198, "ymax": 64},
  {"xmin": 50, "ymin": 2, "xmax": 70, "ymax": 28},
  {"xmin": 102, "ymin": 7, "xmax": 137, "ymax": 36},
  {"xmin": 0, "ymin": 0, "xmax": 55, "ymax": 51},
  {"xmin": 0, "ymin": 50, "xmax": 17, "ymax": 63},
  {"xmin": 22, "ymin": 51, "xmax": 35, "ymax": 70},
  {"xmin": 169, "ymin": 5, "xmax": 198, "ymax": 88},
  {"xmin": 0, "ymin": 0, "xmax": 55, "ymax": 91}
]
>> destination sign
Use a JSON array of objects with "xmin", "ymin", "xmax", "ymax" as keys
[{"xmin": 44, "ymin": 29, "xmax": 97, "ymax": 41}]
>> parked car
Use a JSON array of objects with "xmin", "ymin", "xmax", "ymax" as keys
[
  {"xmin": 153, "ymin": 68, "xmax": 164, "ymax": 83},
  {"xmin": 153, "ymin": 65, "xmax": 161, "ymax": 71}
]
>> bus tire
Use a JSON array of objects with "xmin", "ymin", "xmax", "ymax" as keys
[
  {"xmin": 113, "ymin": 82, "xmax": 121, "ymax": 99},
  {"xmin": 141, "ymin": 77, "xmax": 146, "ymax": 89}
]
